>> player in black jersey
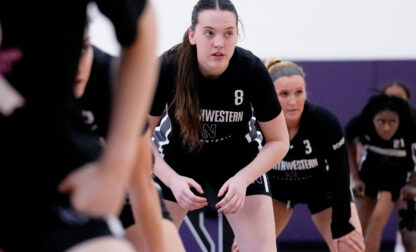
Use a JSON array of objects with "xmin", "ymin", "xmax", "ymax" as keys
[
  {"xmin": 0, "ymin": 1, "xmax": 158, "ymax": 251},
  {"xmin": 72, "ymin": 27, "xmax": 184, "ymax": 252},
  {"xmin": 380, "ymin": 82, "xmax": 416, "ymax": 252},
  {"xmin": 346, "ymin": 93, "xmax": 416, "ymax": 252},
  {"xmin": 149, "ymin": 0, "xmax": 290, "ymax": 251},
  {"xmin": 247, "ymin": 58, "xmax": 364, "ymax": 252}
]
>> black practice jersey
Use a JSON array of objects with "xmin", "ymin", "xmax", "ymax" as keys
[
  {"xmin": 268, "ymin": 101, "xmax": 354, "ymax": 238},
  {"xmin": 0, "ymin": 1, "xmax": 146, "ymax": 250},
  {"xmin": 79, "ymin": 46, "xmax": 148, "ymax": 139},
  {"xmin": 0, "ymin": 0, "xmax": 146, "ymax": 196},
  {"xmin": 79, "ymin": 46, "xmax": 116, "ymax": 139},
  {"xmin": 346, "ymin": 114, "xmax": 416, "ymax": 193},
  {"xmin": 269, "ymin": 101, "xmax": 346, "ymax": 180},
  {"xmin": 150, "ymin": 46, "xmax": 281, "ymax": 158}
]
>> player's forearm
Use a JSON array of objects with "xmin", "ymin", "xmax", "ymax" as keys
[
  {"xmin": 236, "ymin": 140, "xmax": 288, "ymax": 186},
  {"xmin": 129, "ymin": 130, "xmax": 165, "ymax": 251},
  {"xmin": 236, "ymin": 113, "xmax": 289, "ymax": 185},
  {"xmin": 329, "ymin": 150, "xmax": 355, "ymax": 238},
  {"xmin": 130, "ymin": 182, "xmax": 165, "ymax": 251},
  {"xmin": 152, "ymin": 146, "xmax": 182, "ymax": 188},
  {"xmin": 102, "ymin": 3, "xmax": 158, "ymax": 180}
]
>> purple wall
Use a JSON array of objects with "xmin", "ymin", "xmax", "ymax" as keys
[{"xmin": 297, "ymin": 60, "xmax": 416, "ymax": 125}]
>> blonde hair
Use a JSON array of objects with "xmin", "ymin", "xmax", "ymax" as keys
[{"xmin": 265, "ymin": 57, "xmax": 305, "ymax": 81}]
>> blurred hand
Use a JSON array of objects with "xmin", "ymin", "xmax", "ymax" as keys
[
  {"xmin": 400, "ymin": 184, "xmax": 416, "ymax": 200},
  {"xmin": 351, "ymin": 178, "xmax": 365, "ymax": 198},
  {"xmin": 336, "ymin": 229, "xmax": 365, "ymax": 252},
  {"xmin": 216, "ymin": 175, "xmax": 247, "ymax": 214},
  {"xmin": 59, "ymin": 162, "xmax": 127, "ymax": 216},
  {"xmin": 170, "ymin": 175, "xmax": 207, "ymax": 210}
]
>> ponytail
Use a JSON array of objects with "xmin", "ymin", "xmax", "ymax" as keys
[{"xmin": 172, "ymin": 31, "xmax": 202, "ymax": 151}]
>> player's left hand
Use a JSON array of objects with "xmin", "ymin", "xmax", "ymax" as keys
[
  {"xmin": 335, "ymin": 229, "xmax": 365, "ymax": 252},
  {"xmin": 59, "ymin": 161, "xmax": 127, "ymax": 217},
  {"xmin": 216, "ymin": 175, "xmax": 247, "ymax": 214},
  {"xmin": 400, "ymin": 184, "xmax": 416, "ymax": 200}
]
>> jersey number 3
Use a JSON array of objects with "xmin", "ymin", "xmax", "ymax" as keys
[{"xmin": 303, "ymin": 139, "xmax": 312, "ymax": 154}]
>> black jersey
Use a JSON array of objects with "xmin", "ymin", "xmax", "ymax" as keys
[
  {"xmin": 0, "ymin": 1, "xmax": 146, "ymax": 250},
  {"xmin": 79, "ymin": 46, "xmax": 116, "ymax": 139},
  {"xmin": 77, "ymin": 46, "xmax": 165, "ymax": 227},
  {"xmin": 269, "ymin": 101, "xmax": 347, "ymax": 180},
  {"xmin": 345, "ymin": 114, "xmax": 416, "ymax": 200},
  {"xmin": 268, "ymin": 101, "xmax": 354, "ymax": 238},
  {"xmin": 79, "ymin": 46, "xmax": 149, "ymax": 140},
  {"xmin": 150, "ymin": 46, "xmax": 281, "ymax": 159},
  {"xmin": 0, "ymin": 0, "xmax": 146, "ymax": 191}
]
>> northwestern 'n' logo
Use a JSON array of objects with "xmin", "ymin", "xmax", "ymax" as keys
[{"xmin": 202, "ymin": 124, "xmax": 217, "ymax": 139}]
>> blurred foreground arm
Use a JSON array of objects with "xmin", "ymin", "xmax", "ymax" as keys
[{"xmin": 59, "ymin": 2, "xmax": 158, "ymax": 216}]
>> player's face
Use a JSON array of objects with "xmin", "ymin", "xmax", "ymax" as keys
[
  {"xmin": 73, "ymin": 29, "xmax": 93, "ymax": 99},
  {"xmin": 188, "ymin": 10, "xmax": 238, "ymax": 79},
  {"xmin": 373, "ymin": 109, "xmax": 399, "ymax": 141},
  {"xmin": 384, "ymin": 86, "xmax": 409, "ymax": 102},
  {"xmin": 274, "ymin": 75, "xmax": 306, "ymax": 126}
]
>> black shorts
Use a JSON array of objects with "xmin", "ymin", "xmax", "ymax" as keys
[
  {"xmin": 268, "ymin": 172, "xmax": 332, "ymax": 214},
  {"xmin": 360, "ymin": 164, "xmax": 409, "ymax": 201},
  {"xmin": 120, "ymin": 181, "xmax": 172, "ymax": 228},
  {"xmin": 0, "ymin": 198, "xmax": 125, "ymax": 252},
  {"xmin": 159, "ymin": 140, "xmax": 271, "ymax": 206},
  {"xmin": 155, "ymin": 173, "xmax": 271, "ymax": 208},
  {"xmin": 364, "ymin": 185, "xmax": 404, "ymax": 202}
]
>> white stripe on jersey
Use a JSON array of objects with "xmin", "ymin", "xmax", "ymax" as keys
[
  {"xmin": 106, "ymin": 216, "xmax": 125, "ymax": 238},
  {"xmin": 358, "ymin": 147, "xmax": 368, "ymax": 171},
  {"xmin": 153, "ymin": 114, "xmax": 171, "ymax": 158},
  {"xmin": 246, "ymin": 115, "xmax": 263, "ymax": 151},
  {"xmin": 367, "ymin": 145, "xmax": 407, "ymax": 157},
  {"xmin": 262, "ymin": 174, "xmax": 270, "ymax": 193}
]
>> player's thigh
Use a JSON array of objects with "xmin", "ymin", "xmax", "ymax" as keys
[
  {"xmin": 272, "ymin": 199, "xmax": 293, "ymax": 237},
  {"xmin": 226, "ymin": 195, "xmax": 276, "ymax": 252}
]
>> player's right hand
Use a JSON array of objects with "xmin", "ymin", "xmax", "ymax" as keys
[
  {"xmin": 170, "ymin": 175, "xmax": 207, "ymax": 210},
  {"xmin": 351, "ymin": 178, "xmax": 365, "ymax": 197}
]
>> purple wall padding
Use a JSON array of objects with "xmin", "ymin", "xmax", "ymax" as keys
[{"xmin": 296, "ymin": 60, "xmax": 416, "ymax": 125}]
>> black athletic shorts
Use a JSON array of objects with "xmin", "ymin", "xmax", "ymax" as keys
[
  {"xmin": 268, "ymin": 173, "xmax": 333, "ymax": 214},
  {"xmin": 157, "ymin": 140, "xmax": 271, "ymax": 206},
  {"xmin": 360, "ymin": 164, "xmax": 410, "ymax": 201},
  {"xmin": 364, "ymin": 185, "xmax": 403, "ymax": 202},
  {"xmin": 155, "ymin": 174, "xmax": 271, "ymax": 208},
  {"xmin": 0, "ymin": 197, "xmax": 125, "ymax": 252}
]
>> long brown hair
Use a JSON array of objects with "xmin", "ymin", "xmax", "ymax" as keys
[{"xmin": 172, "ymin": 0, "xmax": 239, "ymax": 151}]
